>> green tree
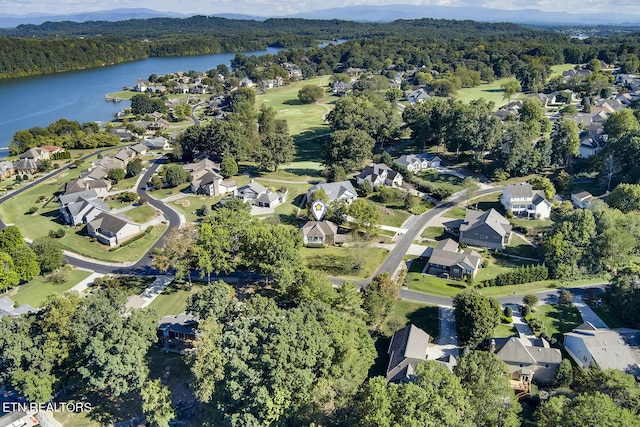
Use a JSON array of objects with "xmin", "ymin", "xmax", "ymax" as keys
[
  {"xmin": 190, "ymin": 317, "xmax": 225, "ymax": 403},
  {"xmin": 555, "ymin": 358, "xmax": 573, "ymax": 387},
  {"xmin": 152, "ymin": 227, "xmax": 196, "ymax": 283},
  {"xmin": 219, "ymin": 156, "xmax": 238, "ymax": 179},
  {"xmin": 141, "ymin": 379, "xmax": 175, "ymax": 427},
  {"xmin": 10, "ymin": 245, "xmax": 39, "ymax": 282},
  {"xmin": 606, "ymin": 183, "xmax": 640, "ymax": 213},
  {"xmin": 257, "ymin": 132, "xmax": 295, "ymax": 171},
  {"xmin": 454, "ymin": 351, "xmax": 521, "ymax": 427},
  {"xmin": 126, "ymin": 157, "xmax": 143, "ymax": 178},
  {"xmin": 107, "ymin": 167, "xmax": 126, "ymax": 183},
  {"xmin": 501, "ymin": 79, "xmax": 521, "ymax": 101},
  {"xmin": 0, "ymin": 252, "xmax": 20, "ymax": 291},
  {"xmin": 453, "ymin": 289, "xmax": 500, "ymax": 348},
  {"xmin": 163, "ymin": 164, "xmax": 189, "ymax": 188},
  {"xmin": 537, "ymin": 392, "xmax": 638, "ymax": 427},
  {"xmin": 131, "ymin": 94, "xmax": 165, "ymax": 115},
  {"xmin": 603, "ymin": 109, "xmax": 640, "ymax": 140},
  {"xmin": 297, "ymin": 85, "xmax": 324, "ymax": 103},
  {"xmin": 186, "ymin": 281, "xmax": 234, "ymax": 322},
  {"xmin": 530, "ymin": 176, "xmax": 556, "ymax": 200},
  {"xmin": 551, "ymin": 118, "xmax": 580, "ymax": 166},
  {"xmin": 31, "ymin": 236, "xmax": 64, "ymax": 273},
  {"xmin": 523, "ymin": 294, "xmax": 539, "ymax": 306},
  {"xmin": 348, "ymin": 198, "xmax": 381, "ymax": 238},
  {"xmin": 362, "ymin": 272, "xmax": 398, "ymax": 327},
  {"xmin": 323, "ymin": 129, "xmax": 375, "ymax": 172}
]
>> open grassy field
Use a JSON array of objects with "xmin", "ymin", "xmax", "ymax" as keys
[
  {"xmin": 454, "ymin": 76, "xmax": 523, "ymax": 108},
  {"xmin": 494, "ymin": 321, "xmax": 518, "ymax": 338},
  {"xmin": 442, "ymin": 206, "xmax": 467, "ymax": 219},
  {"xmin": 366, "ymin": 188, "xmax": 413, "ymax": 228},
  {"xmin": 504, "ymin": 233, "xmax": 539, "ymax": 259},
  {"xmin": 549, "ymin": 63, "xmax": 578, "ymax": 78},
  {"xmin": 2, "ymin": 269, "xmax": 92, "ymax": 307},
  {"xmin": 301, "ymin": 246, "xmax": 388, "ymax": 279}
]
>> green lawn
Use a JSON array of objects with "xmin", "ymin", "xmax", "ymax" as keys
[
  {"xmin": 98, "ymin": 275, "xmax": 156, "ymax": 297},
  {"xmin": 454, "ymin": 76, "xmax": 525, "ymax": 108},
  {"xmin": 587, "ymin": 303, "xmax": 626, "ymax": 328},
  {"xmin": 549, "ymin": 63, "xmax": 578, "ymax": 78},
  {"xmin": 443, "ymin": 206, "xmax": 467, "ymax": 219},
  {"xmin": 416, "ymin": 170, "xmax": 464, "ymax": 195},
  {"xmin": 504, "ymin": 233, "xmax": 539, "ymax": 259},
  {"xmin": 170, "ymin": 195, "xmax": 223, "ymax": 223},
  {"xmin": 494, "ymin": 321, "xmax": 518, "ymax": 338},
  {"xmin": 510, "ymin": 218, "xmax": 554, "ymax": 236},
  {"xmin": 469, "ymin": 192, "xmax": 502, "ymax": 212},
  {"xmin": 148, "ymin": 281, "xmax": 202, "ymax": 320},
  {"xmin": 405, "ymin": 272, "xmax": 469, "ymax": 297},
  {"xmin": 421, "ymin": 226, "xmax": 446, "ymax": 240},
  {"xmin": 479, "ymin": 276, "xmax": 609, "ymax": 298},
  {"xmin": 527, "ymin": 303, "xmax": 582, "ymax": 342},
  {"xmin": 301, "ymin": 246, "xmax": 388, "ymax": 279},
  {"xmin": 3, "ymin": 269, "xmax": 92, "ymax": 307},
  {"xmin": 256, "ymin": 76, "xmax": 332, "ymax": 163},
  {"xmin": 367, "ymin": 188, "xmax": 413, "ymax": 228},
  {"xmin": 149, "ymin": 183, "xmax": 192, "ymax": 200},
  {"xmin": 125, "ymin": 205, "xmax": 159, "ymax": 223},
  {"xmin": 255, "ymin": 179, "xmax": 311, "ymax": 222},
  {"xmin": 380, "ymin": 300, "xmax": 440, "ymax": 338}
]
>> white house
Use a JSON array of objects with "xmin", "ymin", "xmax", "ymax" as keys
[
  {"xmin": 305, "ymin": 181, "xmax": 358, "ymax": 205},
  {"xmin": 500, "ymin": 184, "xmax": 551, "ymax": 220},
  {"xmin": 571, "ymin": 190, "xmax": 593, "ymax": 208},
  {"xmin": 236, "ymin": 181, "xmax": 287, "ymax": 208},
  {"xmin": 394, "ymin": 153, "xmax": 441, "ymax": 173},
  {"xmin": 87, "ymin": 212, "xmax": 143, "ymax": 247},
  {"xmin": 356, "ymin": 163, "xmax": 403, "ymax": 188}
]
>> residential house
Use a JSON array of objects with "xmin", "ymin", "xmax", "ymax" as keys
[
  {"xmin": 426, "ymin": 238, "xmax": 481, "ymax": 279},
  {"xmin": 578, "ymin": 130, "xmax": 607, "ymax": 158},
  {"xmin": 301, "ymin": 220, "xmax": 338, "ymax": 247},
  {"xmin": 110, "ymin": 128, "xmax": 138, "ymax": 141},
  {"xmin": 19, "ymin": 147, "xmax": 49, "ymax": 161},
  {"xmin": 305, "ymin": 181, "xmax": 358, "ymax": 205},
  {"xmin": 0, "ymin": 410, "xmax": 39, "ymax": 427},
  {"xmin": 0, "ymin": 161, "xmax": 14, "ymax": 179},
  {"xmin": 571, "ymin": 190, "xmax": 593, "ymax": 208},
  {"xmin": 562, "ymin": 68, "xmax": 592, "ymax": 83},
  {"xmin": 58, "ymin": 189, "xmax": 110, "ymax": 226},
  {"xmin": 41, "ymin": 145, "xmax": 65, "ymax": 156},
  {"xmin": 135, "ymin": 79, "xmax": 150, "ymax": 92},
  {"xmin": 144, "ymin": 136, "xmax": 171, "ymax": 151},
  {"xmin": 157, "ymin": 314, "xmax": 198, "ymax": 353},
  {"xmin": 236, "ymin": 181, "xmax": 287, "ymax": 208},
  {"xmin": 332, "ymin": 81, "xmax": 353, "ymax": 95},
  {"xmin": 345, "ymin": 67, "xmax": 366, "ymax": 77},
  {"xmin": 356, "ymin": 163, "xmax": 403, "ymax": 188},
  {"xmin": 500, "ymin": 184, "xmax": 551, "ymax": 220},
  {"xmin": 64, "ymin": 178, "xmax": 111, "ymax": 196},
  {"xmin": 113, "ymin": 147, "xmax": 137, "ymax": 165},
  {"xmin": 87, "ymin": 212, "xmax": 142, "ymax": 246},
  {"xmin": 184, "ymin": 159, "xmax": 237, "ymax": 196},
  {"xmin": 459, "ymin": 209, "xmax": 513, "ymax": 250},
  {"xmin": 240, "ymin": 77, "xmax": 255, "ymax": 87},
  {"xmin": 494, "ymin": 100, "xmax": 525, "ymax": 121},
  {"xmin": 0, "ymin": 296, "xmax": 37, "ymax": 318},
  {"xmin": 394, "ymin": 153, "xmax": 441, "ymax": 173},
  {"xmin": 387, "ymin": 324, "xmax": 431, "ymax": 383},
  {"xmin": 491, "ymin": 334, "xmax": 562, "ymax": 390},
  {"xmin": 564, "ymin": 322, "xmax": 640, "ymax": 375},
  {"xmin": 406, "ymin": 89, "xmax": 430, "ymax": 104},
  {"xmin": 13, "ymin": 159, "xmax": 38, "ymax": 175},
  {"xmin": 130, "ymin": 143, "xmax": 148, "ymax": 156}
]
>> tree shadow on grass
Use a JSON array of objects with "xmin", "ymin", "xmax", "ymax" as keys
[{"xmin": 407, "ymin": 306, "xmax": 440, "ymax": 337}]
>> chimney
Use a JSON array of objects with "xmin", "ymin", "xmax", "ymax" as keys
[{"xmin": 490, "ymin": 339, "xmax": 496, "ymax": 353}]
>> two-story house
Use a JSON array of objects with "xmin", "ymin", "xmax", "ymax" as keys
[
  {"xmin": 500, "ymin": 184, "xmax": 551, "ymax": 220},
  {"xmin": 356, "ymin": 163, "xmax": 403, "ymax": 188}
]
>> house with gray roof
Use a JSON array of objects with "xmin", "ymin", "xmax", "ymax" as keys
[
  {"xmin": 426, "ymin": 238, "xmax": 481, "ymax": 279},
  {"xmin": 0, "ymin": 296, "xmax": 37, "ymax": 318},
  {"xmin": 183, "ymin": 159, "xmax": 237, "ymax": 196},
  {"xmin": 491, "ymin": 334, "xmax": 562, "ymax": 387},
  {"xmin": 301, "ymin": 220, "xmax": 339, "ymax": 247},
  {"xmin": 406, "ymin": 89, "xmax": 430, "ymax": 104},
  {"xmin": 0, "ymin": 160, "xmax": 14, "ymax": 179},
  {"xmin": 500, "ymin": 183, "xmax": 551, "ymax": 220},
  {"xmin": 394, "ymin": 153, "xmax": 441, "ymax": 173},
  {"xmin": 59, "ymin": 189, "xmax": 110, "ymax": 226},
  {"xmin": 356, "ymin": 163, "xmax": 403, "ymax": 188},
  {"xmin": 564, "ymin": 322, "xmax": 640, "ymax": 375},
  {"xmin": 387, "ymin": 324, "xmax": 432, "ymax": 383},
  {"xmin": 236, "ymin": 181, "xmax": 287, "ymax": 208},
  {"xmin": 87, "ymin": 212, "xmax": 142, "ymax": 246},
  {"xmin": 459, "ymin": 209, "xmax": 513, "ymax": 250},
  {"xmin": 13, "ymin": 159, "xmax": 38, "ymax": 175},
  {"xmin": 19, "ymin": 147, "xmax": 49, "ymax": 161},
  {"xmin": 144, "ymin": 136, "xmax": 171, "ymax": 151},
  {"xmin": 64, "ymin": 178, "xmax": 111, "ymax": 196},
  {"xmin": 305, "ymin": 181, "xmax": 358, "ymax": 205},
  {"xmin": 571, "ymin": 190, "xmax": 593, "ymax": 208}
]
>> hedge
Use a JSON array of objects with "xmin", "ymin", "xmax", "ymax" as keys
[{"xmin": 478, "ymin": 264, "xmax": 548, "ymax": 287}]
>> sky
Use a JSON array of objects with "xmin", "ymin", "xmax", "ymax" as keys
[{"xmin": 0, "ymin": 0, "xmax": 635, "ymax": 17}]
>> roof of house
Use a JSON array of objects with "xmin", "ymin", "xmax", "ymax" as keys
[
  {"xmin": 0, "ymin": 296, "xmax": 37, "ymax": 317},
  {"xmin": 183, "ymin": 158, "xmax": 220, "ymax": 174},
  {"xmin": 428, "ymin": 238, "xmax": 481, "ymax": 271},
  {"xmin": 192, "ymin": 170, "xmax": 223, "ymax": 189},
  {"xmin": 238, "ymin": 181, "xmax": 267, "ymax": 196},
  {"xmin": 65, "ymin": 197, "xmax": 109, "ymax": 218},
  {"xmin": 89, "ymin": 212, "xmax": 136, "ymax": 234},
  {"xmin": 256, "ymin": 191, "xmax": 282, "ymax": 204},
  {"xmin": 308, "ymin": 181, "xmax": 357, "ymax": 203},
  {"xmin": 565, "ymin": 322, "xmax": 640, "ymax": 374},
  {"xmin": 131, "ymin": 143, "xmax": 148, "ymax": 154},
  {"xmin": 387, "ymin": 324, "xmax": 430, "ymax": 382},
  {"xmin": 572, "ymin": 190, "xmax": 593, "ymax": 201},
  {"xmin": 58, "ymin": 189, "xmax": 99, "ymax": 206},
  {"xmin": 495, "ymin": 335, "xmax": 562, "ymax": 366},
  {"xmin": 460, "ymin": 208, "xmax": 512, "ymax": 238},
  {"xmin": 13, "ymin": 159, "xmax": 38, "ymax": 170},
  {"xmin": 64, "ymin": 178, "xmax": 110, "ymax": 194},
  {"xmin": 19, "ymin": 147, "xmax": 45, "ymax": 159},
  {"xmin": 357, "ymin": 163, "xmax": 393, "ymax": 180},
  {"xmin": 301, "ymin": 220, "xmax": 338, "ymax": 237},
  {"xmin": 505, "ymin": 183, "xmax": 534, "ymax": 198},
  {"xmin": 158, "ymin": 314, "xmax": 198, "ymax": 335}
]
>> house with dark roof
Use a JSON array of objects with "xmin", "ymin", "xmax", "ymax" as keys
[
  {"xmin": 426, "ymin": 238, "xmax": 481, "ymax": 279},
  {"xmin": 459, "ymin": 209, "xmax": 513, "ymax": 250},
  {"xmin": 491, "ymin": 334, "xmax": 562, "ymax": 388},
  {"xmin": 87, "ymin": 212, "xmax": 142, "ymax": 246},
  {"xmin": 157, "ymin": 314, "xmax": 198, "ymax": 353},
  {"xmin": 406, "ymin": 89, "xmax": 430, "ymax": 104},
  {"xmin": 564, "ymin": 322, "xmax": 640, "ymax": 375},
  {"xmin": 356, "ymin": 163, "xmax": 403, "ymax": 188},
  {"xmin": 301, "ymin": 220, "xmax": 339, "ymax": 247},
  {"xmin": 0, "ymin": 296, "xmax": 37, "ymax": 318},
  {"xmin": 64, "ymin": 178, "xmax": 111, "ymax": 196},
  {"xmin": 13, "ymin": 159, "xmax": 38, "ymax": 175},
  {"xmin": 305, "ymin": 181, "xmax": 358, "ymax": 205},
  {"xmin": 578, "ymin": 130, "xmax": 607, "ymax": 158},
  {"xmin": 500, "ymin": 184, "xmax": 551, "ymax": 220}
]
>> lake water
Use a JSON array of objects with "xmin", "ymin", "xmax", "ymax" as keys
[{"xmin": 0, "ymin": 46, "xmax": 286, "ymax": 151}]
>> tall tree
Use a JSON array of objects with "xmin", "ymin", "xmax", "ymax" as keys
[
  {"xmin": 348, "ymin": 198, "xmax": 381, "ymax": 238},
  {"xmin": 323, "ymin": 129, "xmax": 375, "ymax": 172},
  {"xmin": 362, "ymin": 272, "xmax": 398, "ymax": 327},
  {"xmin": 551, "ymin": 118, "xmax": 580, "ymax": 166},
  {"xmin": 141, "ymin": 379, "xmax": 175, "ymax": 427},
  {"xmin": 31, "ymin": 236, "xmax": 64, "ymax": 273},
  {"xmin": 453, "ymin": 289, "xmax": 500, "ymax": 348}
]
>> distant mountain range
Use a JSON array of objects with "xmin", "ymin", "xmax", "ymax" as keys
[{"xmin": 1, "ymin": 4, "xmax": 639, "ymax": 29}]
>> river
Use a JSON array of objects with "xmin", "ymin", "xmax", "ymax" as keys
[{"xmin": 0, "ymin": 46, "xmax": 286, "ymax": 152}]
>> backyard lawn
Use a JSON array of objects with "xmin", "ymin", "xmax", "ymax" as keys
[
  {"xmin": 421, "ymin": 226, "xmax": 447, "ymax": 240},
  {"xmin": 442, "ymin": 206, "xmax": 467, "ymax": 219},
  {"xmin": 301, "ymin": 246, "xmax": 388, "ymax": 279},
  {"xmin": 125, "ymin": 205, "xmax": 159, "ymax": 223},
  {"xmin": 148, "ymin": 281, "xmax": 203, "ymax": 320},
  {"xmin": 494, "ymin": 321, "xmax": 518, "ymax": 338},
  {"xmin": 380, "ymin": 300, "xmax": 440, "ymax": 338},
  {"xmin": 504, "ymin": 233, "xmax": 539, "ymax": 259},
  {"xmin": 2, "ymin": 269, "xmax": 92, "ymax": 307}
]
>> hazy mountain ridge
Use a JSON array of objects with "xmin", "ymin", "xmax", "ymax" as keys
[{"xmin": 0, "ymin": 8, "xmax": 187, "ymax": 28}]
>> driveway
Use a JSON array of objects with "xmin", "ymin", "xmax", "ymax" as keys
[
  {"xmin": 573, "ymin": 295, "xmax": 608, "ymax": 328},
  {"xmin": 506, "ymin": 303, "xmax": 535, "ymax": 336},
  {"xmin": 431, "ymin": 306, "xmax": 459, "ymax": 359}
]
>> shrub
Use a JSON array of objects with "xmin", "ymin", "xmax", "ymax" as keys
[
  {"xmin": 522, "ymin": 305, "xmax": 531, "ymax": 316},
  {"xmin": 481, "ymin": 264, "xmax": 549, "ymax": 287},
  {"xmin": 26, "ymin": 206, "xmax": 38, "ymax": 214},
  {"xmin": 118, "ymin": 192, "xmax": 138, "ymax": 203},
  {"xmin": 523, "ymin": 294, "xmax": 539, "ymax": 306},
  {"xmin": 48, "ymin": 228, "xmax": 66, "ymax": 239},
  {"xmin": 504, "ymin": 306, "xmax": 513, "ymax": 317}
]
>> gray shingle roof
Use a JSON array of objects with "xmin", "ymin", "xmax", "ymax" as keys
[
  {"xmin": 301, "ymin": 220, "xmax": 338, "ymax": 238},
  {"xmin": 307, "ymin": 181, "xmax": 357, "ymax": 203},
  {"xmin": 428, "ymin": 238, "xmax": 481, "ymax": 271},
  {"xmin": 387, "ymin": 324, "xmax": 431, "ymax": 382},
  {"xmin": 460, "ymin": 208, "xmax": 512, "ymax": 238}
]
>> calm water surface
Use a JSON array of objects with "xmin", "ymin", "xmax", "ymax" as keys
[{"xmin": 0, "ymin": 47, "xmax": 285, "ymax": 149}]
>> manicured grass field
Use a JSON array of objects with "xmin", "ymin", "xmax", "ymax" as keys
[
  {"xmin": 125, "ymin": 205, "xmax": 159, "ymax": 223},
  {"xmin": 494, "ymin": 321, "xmax": 518, "ymax": 338},
  {"xmin": 527, "ymin": 302, "xmax": 582, "ymax": 341},
  {"xmin": 148, "ymin": 281, "xmax": 202, "ymax": 320},
  {"xmin": 170, "ymin": 195, "xmax": 223, "ymax": 223},
  {"xmin": 549, "ymin": 63, "xmax": 578, "ymax": 78},
  {"xmin": 504, "ymin": 233, "xmax": 539, "ymax": 259},
  {"xmin": 380, "ymin": 300, "xmax": 440, "ymax": 338},
  {"xmin": 421, "ymin": 226, "xmax": 446, "ymax": 240},
  {"xmin": 442, "ymin": 206, "xmax": 467, "ymax": 219},
  {"xmin": 454, "ymin": 76, "xmax": 524, "ymax": 108},
  {"xmin": 4, "ymin": 269, "xmax": 92, "ymax": 307},
  {"xmin": 366, "ymin": 187, "xmax": 413, "ymax": 228},
  {"xmin": 301, "ymin": 246, "xmax": 388, "ymax": 279},
  {"xmin": 254, "ymin": 179, "xmax": 311, "ymax": 221}
]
